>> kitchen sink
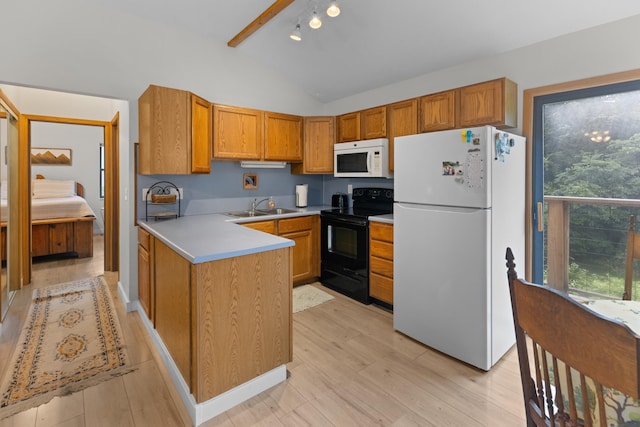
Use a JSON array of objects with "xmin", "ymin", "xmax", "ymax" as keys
[
  {"xmin": 223, "ymin": 210, "xmax": 269, "ymax": 218},
  {"xmin": 256, "ymin": 208, "xmax": 299, "ymax": 215},
  {"xmin": 223, "ymin": 208, "xmax": 299, "ymax": 218}
]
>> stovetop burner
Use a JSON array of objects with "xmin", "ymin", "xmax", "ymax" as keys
[
  {"xmin": 320, "ymin": 206, "xmax": 392, "ymax": 220},
  {"xmin": 321, "ymin": 187, "xmax": 394, "ymax": 220}
]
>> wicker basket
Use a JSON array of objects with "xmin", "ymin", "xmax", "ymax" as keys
[{"xmin": 151, "ymin": 194, "xmax": 177, "ymax": 203}]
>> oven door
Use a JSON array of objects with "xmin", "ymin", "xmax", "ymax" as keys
[{"xmin": 320, "ymin": 215, "xmax": 370, "ymax": 304}]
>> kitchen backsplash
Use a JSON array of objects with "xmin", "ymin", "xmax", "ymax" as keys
[{"xmin": 136, "ymin": 160, "xmax": 393, "ymax": 217}]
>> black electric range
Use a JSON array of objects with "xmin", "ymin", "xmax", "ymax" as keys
[{"xmin": 319, "ymin": 188, "xmax": 393, "ymax": 304}]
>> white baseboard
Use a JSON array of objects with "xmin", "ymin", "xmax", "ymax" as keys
[
  {"xmin": 117, "ymin": 280, "xmax": 137, "ymax": 312},
  {"xmin": 135, "ymin": 302, "xmax": 286, "ymax": 426}
]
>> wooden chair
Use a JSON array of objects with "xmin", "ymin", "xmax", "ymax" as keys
[
  {"xmin": 624, "ymin": 214, "xmax": 640, "ymax": 300},
  {"xmin": 506, "ymin": 247, "xmax": 640, "ymax": 427}
]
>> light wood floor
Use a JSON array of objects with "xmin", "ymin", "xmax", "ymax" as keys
[{"xmin": 0, "ymin": 236, "xmax": 527, "ymax": 426}]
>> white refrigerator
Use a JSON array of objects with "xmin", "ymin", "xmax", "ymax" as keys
[{"xmin": 393, "ymin": 126, "xmax": 526, "ymax": 371}]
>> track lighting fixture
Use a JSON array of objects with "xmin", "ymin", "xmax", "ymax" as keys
[
  {"xmin": 326, "ymin": 1, "xmax": 340, "ymax": 17},
  {"xmin": 289, "ymin": 24, "xmax": 302, "ymax": 41},
  {"xmin": 288, "ymin": 1, "xmax": 341, "ymax": 41},
  {"xmin": 309, "ymin": 10, "xmax": 322, "ymax": 29}
]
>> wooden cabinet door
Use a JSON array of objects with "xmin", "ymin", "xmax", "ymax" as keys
[
  {"xmin": 213, "ymin": 104, "xmax": 263, "ymax": 160},
  {"xmin": 369, "ymin": 222, "xmax": 394, "ymax": 305},
  {"xmin": 138, "ymin": 243, "xmax": 151, "ymax": 319},
  {"xmin": 190, "ymin": 94, "xmax": 212, "ymax": 173},
  {"xmin": 278, "ymin": 215, "xmax": 319, "ymax": 283},
  {"xmin": 281, "ymin": 230, "xmax": 314, "ymax": 283},
  {"xmin": 370, "ymin": 273, "xmax": 393, "ymax": 305},
  {"xmin": 361, "ymin": 106, "xmax": 387, "ymax": 139},
  {"xmin": 264, "ymin": 112, "xmax": 303, "ymax": 161},
  {"xmin": 458, "ymin": 78, "xmax": 517, "ymax": 128},
  {"xmin": 292, "ymin": 116, "xmax": 335, "ymax": 174},
  {"xmin": 242, "ymin": 220, "xmax": 277, "ymax": 234},
  {"xmin": 388, "ymin": 99, "xmax": 418, "ymax": 172},
  {"xmin": 154, "ymin": 240, "xmax": 191, "ymax": 386},
  {"xmin": 138, "ymin": 85, "xmax": 191, "ymax": 174},
  {"xmin": 337, "ymin": 112, "xmax": 361, "ymax": 143},
  {"xmin": 419, "ymin": 90, "xmax": 457, "ymax": 133},
  {"xmin": 137, "ymin": 227, "xmax": 153, "ymax": 321}
]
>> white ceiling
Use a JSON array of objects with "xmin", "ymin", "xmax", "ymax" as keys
[{"xmin": 95, "ymin": 0, "xmax": 640, "ymax": 103}]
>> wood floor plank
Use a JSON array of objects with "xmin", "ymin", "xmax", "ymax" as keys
[
  {"xmin": 277, "ymin": 401, "xmax": 334, "ymax": 427},
  {"xmin": 223, "ymin": 394, "xmax": 284, "ymax": 426},
  {"xmin": 83, "ymin": 377, "xmax": 134, "ymax": 426},
  {"xmin": 0, "ymin": 235, "xmax": 528, "ymax": 426},
  {"xmin": 252, "ymin": 379, "xmax": 308, "ymax": 419},
  {"xmin": 121, "ymin": 360, "xmax": 186, "ymax": 427},
  {"xmin": 0, "ymin": 406, "xmax": 37, "ymax": 427},
  {"xmin": 34, "ymin": 392, "xmax": 84, "ymax": 427}
]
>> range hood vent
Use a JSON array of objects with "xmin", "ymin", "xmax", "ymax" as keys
[{"xmin": 240, "ymin": 161, "xmax": 287, "ymax": 169}]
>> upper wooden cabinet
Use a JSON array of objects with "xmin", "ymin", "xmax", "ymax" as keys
[
  {"xmin": 138, "ymin": 84, "xmax": 212, "ymax": 174},
  {"xmin": 458, "ymin": 78, "xmax": 517, "ymax": 129},
  {"xmin": 419, "ymin": 90, "xmax": 457, "ymax": 133},
  {"xmin": 213, "ymin": 106, "xmax": 302, "ymax": 162},
  {"xmin": 387, "ymin": 99, "xmax": 418, "ymax": 172},
  {"xmin": 361, "ymin": 106, "xmax": 387, "ymax": 139},
  {"xmin": 264, "ymin": 112, "xmax": 303, "ymax": 161},
  {"xmin": 292, "ymin": 116, "xmax": 335, "ymax": 175},
  {"xmin": 337, "ymin": 112, "xmax": 361, "ymax": 143},
  {"xmin": 213, "ymin": 104, "xmax": 263, "ymax": 160}
]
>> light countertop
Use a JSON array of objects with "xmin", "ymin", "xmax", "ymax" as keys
[
  {"xmin": 138, "ymin": 206, "xmax": 328, "ymax": 264},
  {"xmin": 369, "ymin": 214, "xmax": 393, "ymax": 224}
]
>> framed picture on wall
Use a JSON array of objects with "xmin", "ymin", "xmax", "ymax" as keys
[
  {"xmin": 31, "ymin": 147, "xmax": 72, "ymax": 166},
  {"xmin": 243, "ymin": 173, "xmax": 258, "ymax": 190}
]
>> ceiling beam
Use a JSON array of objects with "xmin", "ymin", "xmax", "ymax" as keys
[{"xmin": 227, "ymin": 0, "xmax": 296, "ymax": 48}]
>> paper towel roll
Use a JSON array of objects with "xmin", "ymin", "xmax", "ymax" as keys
[{"xmin": 296, "ymin": 184, "xmax": 308, "ymax": 207}]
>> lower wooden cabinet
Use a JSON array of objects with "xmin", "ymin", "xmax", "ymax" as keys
[
  {"xmin": 137, "ymin": 227, "xmax": 153, "ymax": 321},
  {"xmin": 138, "ymin": 229, "xmax": 292, "ymax": 402},
  {"xmin": 369, "ymin": 222, "xmax": 394, "ymax": 305},
  {"xmin": 279, "ymin": 216, "xmax": 319, "ymax": 284},
  {"xmin": 241, "ymin": 215, "xmax": 320, "ymax": 284},
  {"xmin": 242, "ymin": 220, "xmax": 277, "ymax": 234}
]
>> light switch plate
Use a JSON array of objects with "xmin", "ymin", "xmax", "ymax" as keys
[{"xmin": 347, "ymin": 184, "xmax": 353, "ymax": 194}]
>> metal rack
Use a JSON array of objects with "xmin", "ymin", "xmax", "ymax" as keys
[{"xmin": 145, "ymin": 181, "xmax": 181, "ymax": 221}]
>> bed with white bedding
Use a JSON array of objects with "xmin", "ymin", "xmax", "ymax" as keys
[{"xmin": 1, "ymin": 178, "xmax": 97, "ymax": 260}]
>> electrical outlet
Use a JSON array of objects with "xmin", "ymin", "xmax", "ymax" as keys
[
  {"xmin": 347, "ymin": 184, "xmax": 353, "ymax": 194},
  {"xmin": 142, "ymin": 187, "xmax": 183, "ymax": 200}
]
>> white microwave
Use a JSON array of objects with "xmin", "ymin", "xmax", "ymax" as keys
[{"xmin": 334, "ymin": 138, "xmax": 392, "ymax": 178}]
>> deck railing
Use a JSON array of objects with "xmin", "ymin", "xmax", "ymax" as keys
[{"xmin": 545, "ymin": 195, "xmax": 640, "ymax": 297}]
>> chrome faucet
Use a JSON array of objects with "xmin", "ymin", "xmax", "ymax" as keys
[{"xmin": 251, "ymin": 197, "xmax": 271, "ymax": 212}]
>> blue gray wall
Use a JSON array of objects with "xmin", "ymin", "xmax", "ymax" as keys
[{"xmin": 137, "ymin": 161, "xmax": 395, "ymax": 217}]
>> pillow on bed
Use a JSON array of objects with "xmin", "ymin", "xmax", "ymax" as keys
[{"xmin": 32, "ymin": 179, "xmax": 76, "ymax": 199}]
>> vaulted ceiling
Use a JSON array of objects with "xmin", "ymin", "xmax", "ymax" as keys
[{"xmin": 94, "ymin": 0, "xmax": 640, "ymax": 102}]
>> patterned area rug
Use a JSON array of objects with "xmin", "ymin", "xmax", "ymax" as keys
[
  {"xmin": 293, "ymin": 283, "xmax": 334, "ymax": 313},
  {"xmin": 0, "ymin": 276, "xmax": 134, "ymax": 419}
]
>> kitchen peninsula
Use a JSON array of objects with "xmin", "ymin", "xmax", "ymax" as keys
[{"xmin": 137, "ymin": 214, "xmax": 294, "ymax": 426}]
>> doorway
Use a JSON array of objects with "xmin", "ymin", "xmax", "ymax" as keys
[
  {"xmin": 527, "ymin": 73, "xmax": 640, "ymax": 298},
  {"xmin": 24, "ymin": 115, "xmax": 119, "ymax": 276}
]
